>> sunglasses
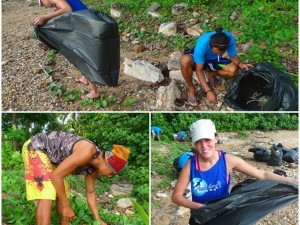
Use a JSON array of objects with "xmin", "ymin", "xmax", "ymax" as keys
[{"xmin": 212, "ymin": 44, "xmax": 228, "ymax": 51}]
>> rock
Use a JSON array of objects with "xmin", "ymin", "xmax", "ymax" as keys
[
  {"xmin": 159, "ymin": 22, "xmax": 177, "ymax": 36},
  {"xmin": 171, "ymin": 3, "xmax": 188, "ymax": 15},
  {"xmin": 186, "ymin": 24, "xmax": 203, "ymax": 37},
  {"xmin": 170, "ymin": 51, "xmax": 182, "ymax": 60},
  {"xmin": 230, "ymin": 11, "xmax": 238, "ymax": 20},
  {"xmin": 156, "ymin": 192, "xmax": 168, "ymax": 198},
  {"xmin": 167, "ymin": 58, "xmax": 180, "ymax": 70},
  {"xmin": 117, "ymin": 198, "xmax": 133, "ymax": 208},
  {"xmin": 133, "ymin": 44, "xmax": 145, "ymax": 52},
  {"xmin": 156, "ymin": 80, "xmax": 181, "ymax": 109},
  {"xmin": 124, "ymin": 60, "xmax": 164, "ymax": 83},
  {"xmin": 147, "ymin": 3, "xmax": 162, "ymax": 18},
  {"xmin": 110, "ymin": 182, "xmax": 133, "ymax": 196},
  {"xmin": 111, "ymin": 8, "xmax": 121, "ymax": 18}
]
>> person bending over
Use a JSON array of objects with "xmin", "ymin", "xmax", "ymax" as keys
[{"xmin": 181, "ymin": 27, "xmax": 253, "ymax": 106}]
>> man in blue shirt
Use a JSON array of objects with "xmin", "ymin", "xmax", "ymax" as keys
[
  {"xmin": 151, "ymin": 126, "xmax": 163, "ymax": 141},
  {"xmin": 181, "ymin": 28, "xmax": 252, "ymax": 106}
]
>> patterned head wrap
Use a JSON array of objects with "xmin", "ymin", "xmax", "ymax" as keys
[{"xmin": 105, "ymin": 145, "xmax": 130, "ymax": 174}]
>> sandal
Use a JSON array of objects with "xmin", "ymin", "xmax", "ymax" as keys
[
  {"xmin": 185, "ymin": 96, "xmax": 198, "ymax": 106},
  {"xmin": 74, "ymin": 78, "xmax": 88, "ymax": 86}
]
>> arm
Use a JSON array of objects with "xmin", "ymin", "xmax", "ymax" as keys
[
  {"xmin": 51, "ymin": 141, "xmax": 96, "ymax": 222},
  {"xmin": 195, "ymin": 64, "xmax": 218, "ymax": 104},
  {"xmin": 33, "ymin": 0, "xmax": 72, "ymax": 25},
  {"xmin": 229, "ymin": 55, "xmax": 253, "ymax": 70},
  {"xmin": 85, "ymin": 174, "xmax": 107, "ymax": 225},
  {"xmin": 172, "ymin": 160, "xmax": 205, "ymax": 209},
  {"xmin": 226, "ymin": 154, "xmax": 298, "ymax": 185}
]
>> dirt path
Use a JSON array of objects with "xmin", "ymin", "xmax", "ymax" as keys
[{"xmin": 151, "ymin": 130, "xmax": 298, "ymax": 225}]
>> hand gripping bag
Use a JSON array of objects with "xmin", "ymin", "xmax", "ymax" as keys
[
  {"xmin": 190, "ymin": 180, "xmax": 298, "ymax": 225},
  {"xmin": 35, "ymin": 10, "xmax": 120, "ymax": 86}
]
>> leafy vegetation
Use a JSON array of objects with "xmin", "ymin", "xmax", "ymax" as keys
[
  {"xmin": 2, "ymin": 113, "xmax": 149, "ymax": 224},
  {"xmin": 151, "ymin": 113, "xmax": 298, "ymax": 141}
]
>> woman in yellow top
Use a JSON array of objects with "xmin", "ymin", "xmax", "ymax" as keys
[{"xmin": 23, "ymin": 131, "xmax": 130, "ymax": 225}]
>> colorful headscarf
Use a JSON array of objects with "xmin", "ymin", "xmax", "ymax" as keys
[{"xmin": 105, "ymin": 145, "xmax": 130, "ymax": 174}]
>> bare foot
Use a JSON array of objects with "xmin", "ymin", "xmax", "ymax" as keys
[
  {"xmin": 74, "ymin": 78, "xmax": 88, "ymax": 86},
  {"xmin": 81, "ymin": 92, "xmax": 100, "ymax": 99}
]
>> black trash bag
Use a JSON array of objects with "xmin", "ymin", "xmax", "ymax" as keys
[
  {"xmin": 267, "ymin": 144, "xmax": 283, "ymax": 166},
  {"xmin": 282, "ymin": 150, "xmax": 298, "ymax": 163},
  {"xmin": 224, "ymin": 62, "xmax": 298, "ymax": 111},
  {"xmin": 190, "ymin": 180, "xmax": 298, "ymax": 225},
  {"xmin": 35, "ymin": 9, "xmax": 120, "ymax": 87},
  {"xmin": 248, "ymin": 147, "xmax": 270, "ymax": 162}
]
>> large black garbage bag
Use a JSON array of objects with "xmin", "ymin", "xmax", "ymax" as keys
[
  {"xmin": 190, "ymin": 180, "xmax": 298, "ymax": 225},
  {"xmin": 224, "ymin": 62, "xmax": 298, "ymax": 111},
  {"xmin": 35, "ymin": 10, "xmax": 120, "ymax": 86}
]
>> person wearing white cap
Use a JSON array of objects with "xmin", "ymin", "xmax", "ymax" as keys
[{"xmin": 172, "ymin": 119, "xmax": 298, "ymax": 225}]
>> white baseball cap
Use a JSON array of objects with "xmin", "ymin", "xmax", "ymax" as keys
[{"xmin": 190, "ymin": 119, "xmax": 216, "ymax": 143}]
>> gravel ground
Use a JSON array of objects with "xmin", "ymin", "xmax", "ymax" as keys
[{"xmin": 151, "ymin": 130, "xmax": 299, "ymax": 225}]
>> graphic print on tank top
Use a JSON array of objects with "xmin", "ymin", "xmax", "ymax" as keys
[{"xmin": 191, "ymin": 151, "xmax": 230, "ymax": 203}]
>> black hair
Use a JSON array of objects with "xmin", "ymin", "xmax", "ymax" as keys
[{"xmin": 209, "ymin": 27, "xmax": 229, "ymax": 50}]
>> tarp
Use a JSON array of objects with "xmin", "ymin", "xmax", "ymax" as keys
[
  {"xmin": 190, "ymin": 180, "xmax": 298, "ymax": 225},
  {"xmin": 35, "ymin": 10, "xmax": 120, "ymax": 86},
  {"xmin": 224, "ymin": 62, "xmax": 298, "ymax": 111}
]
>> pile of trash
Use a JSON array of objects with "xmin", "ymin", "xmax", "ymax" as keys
[{"xmin": 249, "ymin": 143, "xmax": 298, "ymax": 166}]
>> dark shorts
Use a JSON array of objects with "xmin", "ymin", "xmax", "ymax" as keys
[{"xmin": 184, "ymin": 48, "xmax": 232, "ymax": 71}]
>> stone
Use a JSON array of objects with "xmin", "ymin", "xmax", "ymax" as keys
[
  {"xmin": 156, "ymin": 192, "xmax": 168, "ymax": 198},
  {"xmin": 111, "ymin": 8, "xmax": 121, "ymax": 18},
  {"xmin": 110, "ymin": 182, "xmax": 133, "ymax": 196},
  {"xmin": 170, "ymin": 51, "xmax": 182, "ymax": 60},
  {"xmin": 124, "ymin": 60, "xmax": 164, "ymax": 83},
  {"xmin": 159, "ymin": 22, "xmax": 177, "ymax": 36},
  {"xmin": 156, "ymin": 80, "xmax": 181, "ymax": 109},
  {"xmin": 171, "ymin": 3, "xmax": 188, "ymax": 15},
  {"xmin": 186, "ymin": 24, "xmax": 203, "ymax": 37},
  {"xmin": 167, "ymin": 58, "xmax": 180, "ymax": 70},
  {"xmin": 117, "ymin": 198, "xmax": 133, "ymax": 208}
]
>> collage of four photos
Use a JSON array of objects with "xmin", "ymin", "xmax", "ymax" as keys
[{"xmin": 2, "ymin": 0, "xmax": 299, "ymax": 225}]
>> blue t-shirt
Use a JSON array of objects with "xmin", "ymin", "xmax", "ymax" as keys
[
  {"xmin": 193, "ymin": 31, "xmax": 237, "ymax": 65},
  {"xmin": 151, "ymin": 126, "xmax": 162, "ymax": 136},
  {"xmin": 191, "ymin": 151, "xmax": 230, "ymax": 203},
  {"xmin": 67, "ymin": 0, "xmax": 88, "ymax": 11},
  {"xmin": 177, "ymin": 131, "xmax": 187, "ymax": 139}
]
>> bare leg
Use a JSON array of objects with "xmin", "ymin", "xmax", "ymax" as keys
[
  {"xmin": 36, "ymin": 200, "xmax": 53, "ymax": 225},
  {"xmin": 181, "ymin": 54, "xmax": 196, "ymax": 97},
  {"xmin": 56, "ymin": 198, "xmax": 69, "ymax": 225},
  {"xmin": 76, "ymin": 76, "xmax": 89, "ymax": 85},
  {"xmin": 216, "ymin": 63, "xmax": 238, "ymax": 78},
  {"xmin": 81, "ymin": 79, "xmax": 100, "ymax": 99}
]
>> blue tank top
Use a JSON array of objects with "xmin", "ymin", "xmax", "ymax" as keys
[
  {"xmin": 67, "ymin": 0, "xmax": 88, "ymax": 11},
  {"xmin": 190, "ymin": 151, "xmax": 230, "ymax": 203}
]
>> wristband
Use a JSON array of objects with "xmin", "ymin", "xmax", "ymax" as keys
[{"xmin": 205, "ymin": 89, "xmax": 213, "ymax": 94}]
